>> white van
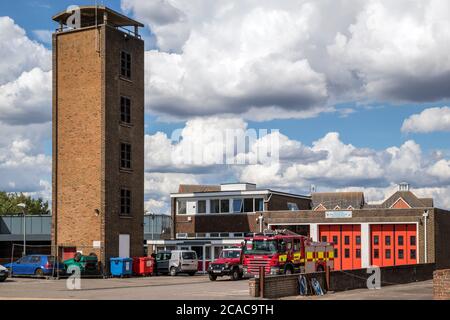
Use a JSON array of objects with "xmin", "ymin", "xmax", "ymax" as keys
[{"xmin": 170, "ymin": 250, "xmax": 198, "ymax": 276}]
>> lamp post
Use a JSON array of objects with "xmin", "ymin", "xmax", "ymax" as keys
[{"xmin": 17, "ymin": 203, "xmax": 27, "ymax": 256}]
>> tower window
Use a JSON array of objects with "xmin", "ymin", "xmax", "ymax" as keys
[
  {"xmin": 120, "ymin": 189, "xmax": 131, "ymax": 215},
  {"xmin": 120, "ymin": 143, "xmax": 132, "ymax": 169},
  {"xmin": 120, "ymin": 96, "xmax": 131, "ymax": 124},
  {"xmin": 121, "ymin": 51, "xmax": 131, "ymax": 79}
]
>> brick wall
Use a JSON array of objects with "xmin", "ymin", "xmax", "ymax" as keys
[
  {"xmin": 434, "ymin": 209, "xmax": 450, "ymax": 269},
  {"xmin": 433, "ymin": 269, "xmax": 450, "ymax": 300},
  {"xmin": 249, "ymin": 264, "xmax": 435, "ymax": 298},
  {"xmin": 52, "ymin": 24, "xmax": 144, "ymax": 266}
]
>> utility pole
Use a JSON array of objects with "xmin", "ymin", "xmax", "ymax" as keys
[{"xmin": 17, "ymin": 203, "xmax": 27, "ymax": 256}]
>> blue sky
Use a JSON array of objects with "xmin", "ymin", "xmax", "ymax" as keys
[{"xmin": 1, "ymin": 0, "xmax": 450, "ymax": 212}]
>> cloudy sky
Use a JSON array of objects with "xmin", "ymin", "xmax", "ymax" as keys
[{"xmin": 1, "ymin": 0, "xmax": 449, "ymax": 213}]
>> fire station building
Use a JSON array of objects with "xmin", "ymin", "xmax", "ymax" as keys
[{"xmin": 147, "ymin": 182, "xmax": 450, "ymax": 272}]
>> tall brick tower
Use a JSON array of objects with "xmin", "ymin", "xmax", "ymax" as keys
[{"xmin": 51, "ymin": 6, "xmax": 145, "ymax": 271}]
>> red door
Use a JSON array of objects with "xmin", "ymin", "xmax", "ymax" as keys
[
  {"xmin": 407, "ymin": 224, "xmax": 417, "ymax": 264},
  {"xmin": 341, "ymin": 225, "xmax": 353, "ymax": 270},
  {"xmin": 395, "ymin": 225, "xmax": 408, "ymax": 265},
  {"xmin": 371, "ymin": 225, "xmax": 383, "ymax": 267},
  {"xmin": 353, "ymin": 225, "xmax": 362, "ymax": 269},
  {"xmin": 382, "ymin": 225, "xmax": 395, "ymax": 266},
  {"xmin": 329, "ymin": 225, "xmax": 341, "ymax": 270}
]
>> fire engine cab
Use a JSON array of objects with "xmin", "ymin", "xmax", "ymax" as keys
[{"xmin": 242, "ymin": 229, "xmax": 334, "ymax": 276}]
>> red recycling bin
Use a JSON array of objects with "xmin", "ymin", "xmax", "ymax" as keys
[{"xmin": 132, "ymin": 257, "xmax": 154, "ymax": 276}]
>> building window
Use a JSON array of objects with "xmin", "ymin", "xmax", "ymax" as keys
[
  {"xmin": 177, "ymin": 200, "xmax": 186, "ymax": 215},
  {"xmin": 287, "ymin": 202, "xmax": 299, "ymax": 211},
  {"xmin": 374, "ymin": 249, "xmax": 379, "ymax": 259},
  {"xmin": 356, "ymin": 249, "xmax": 361, "ymax": 258},
  {"xmin": 410, "ymin": 235, "xmax": 416, "ymax": 246},
  {"xmin": 120, "ymin": 96, "xmax": 131, "ymax": 124},
  {"xmin": 410, "ymin": 249, "xmax": 416, "ymax": 260},
  {"xmin": 333, "ymin": 236, "xmax": 338, "ymax": 245},
  {"xmin": 385, "ymin": 235, "xmax": 391, "ymax": 246},
  {"xmin": 243, "ymin": 198, "xmax": 254, "ymax": 212},
  {"xmin": 398, "ymin": 249, "xmax": 404, "ymax": 259},
  {"xmin": 344, "ymin": 236, "xmax": 350, "ymax": 245},
  {"xmin": 344, "ymin": 248, "xmax": 350, "ymax": 258},
  {"xmin": 220, "ymin": 233, "xmax": 230, "ymax": 238},
  {"xmin": 255, "ymin": 198, "xmax": 264, "ymax": 211},
  {"xmin": 398, "ymin": 235, "xmax": 404, "ymax": 246},
  {"xmin": 334, "ymin": 248, "xmax": 339, "ymax": 258},
  {"xmin": 321, "ymin": 236, "xmax": 327, "ymax": 242},
  {"xmin": 385, "ymin": 249, "xmax": 391, "ymax": 259},
  {"xmin": 121, "ymin": 51, "xmax": 131, "ymax": 78},
  {"xmin": 210, "ymin": 200, "xmax": 220, "ymax": 214},
  {"xmin": 197, "ymin": 200, "xmax": 206, "ymax": 214},
  {"xmin": 120, "ymin": 143, "xmax": 132, "ymax": 169},
  {"xmin": 220, "ymin": 199, "xmax": 229, "ymax": 213},
  {"xmin": 374, "ymin": 235, "xmax": 379, "ymax": 245},
  {"xmin": 210, "ymin": 233, "xmax": 219, "ymax": 238},
  {"xmin": 356, "ymin": 235, "xmax": 361, "ymax": 245},
  {"xmin": 233, "ymin": 199, "xmax": 243, "ymax": 213},
  {"xmin": 120, "ymin": 189, "xmax": 131, "ymax": 215}
]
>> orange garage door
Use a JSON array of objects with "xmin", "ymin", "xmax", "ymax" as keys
[{"xmin": 319, "ymin": 225, "xmax": 361, "ymax": 271}]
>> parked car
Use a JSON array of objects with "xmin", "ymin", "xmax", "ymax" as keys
[
  {"xmin": 64, "ymin": 253, "xmax": 99, "ymax": 275},
  {"xmin": 208, "ymin": 247, "xmax": 243, "ymax": 281},
  {"xmin": 155, "ymin": 250, "xmax": 198, "ymax": 276},
  {"xmin": 0, "ymin": 265, "xmax": 9, "ymax": 282},
  {"xmin": 4, "ymin": 255, "xmax": 66, "ymax": 277}
]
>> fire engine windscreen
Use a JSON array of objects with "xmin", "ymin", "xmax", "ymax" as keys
[{"xmin": 245, "ymin": 240, "xmax": 280, "ymax": 254}]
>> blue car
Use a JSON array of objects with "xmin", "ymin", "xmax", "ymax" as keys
[{"xmin": 4, "ymin": 255, "xmax": 66, "ymax": 277}]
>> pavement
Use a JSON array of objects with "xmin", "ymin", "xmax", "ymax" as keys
[
  {"xmin": 0, "ymin": 275, "xmax": 254, "ymax": 300},
  {"xmin": 284, "ymin": 280, "xmax": 433, "ymax": 300},
  {"xmin": 0, "ymin": 275, "xmax": 433, "ymax": 300}
]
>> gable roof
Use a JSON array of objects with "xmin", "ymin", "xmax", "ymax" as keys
[
  {"xmin": 380, "ymin": 191, "xmax": 430, "ymax": 208},
  {"xmin": 311, "ymin": 192, "xmax": 365, "ymax": 210}
]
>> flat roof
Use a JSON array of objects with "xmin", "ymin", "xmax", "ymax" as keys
[
  {"xmin": 170, "ymin": 189, "xmax": 311, "ymax": 200},
  {"xmin": 52, "ymin": 6, "xmax": 144, "ymax": 28}
]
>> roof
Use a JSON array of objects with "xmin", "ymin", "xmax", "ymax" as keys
[
  {"xmin": 311, "ymin": 192, "xmax": 365, "ymax": 210},
  {"xmin": 178, "ymin": 185, "xmax": 221, "ymax": 193},
  {"xmin": 52, "ymin": 6, "xmax": 144, "ymax": 28},
  {"xmin": 379, "ymin": 191, "xmax": 432, "ymax": 208}
]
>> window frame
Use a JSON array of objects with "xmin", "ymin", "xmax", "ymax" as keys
[
  {"xmin": 120, "ymin": 142, "xmax": 132, "ymax": 170},
  {"xmin": 120, "ymin": 96, "xmax": 131, "ymax": 124},
  {"xmin": 120, "ymin": 188, "xmax": 132, "ymax": 216},
  {"xmin": 120, "ymin": 51, "xmax": 132, "ymax": 79}
]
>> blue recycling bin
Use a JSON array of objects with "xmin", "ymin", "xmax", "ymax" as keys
[{"xmin": 110, "ymin": 258, "xmax": 133, "ymax": 277}]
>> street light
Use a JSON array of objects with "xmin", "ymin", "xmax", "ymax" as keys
[{"xmin": 17, "ymin": 203, "xmax": 26, "ymax": 256}]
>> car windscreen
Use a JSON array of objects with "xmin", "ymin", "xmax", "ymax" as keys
[
  {"xmin": 182, "ymin": 252, "xmax": 196, "ymax": 260},
  {"xmin": 221, "ymin": 250, "xmax": 241, "ymax": 259}
]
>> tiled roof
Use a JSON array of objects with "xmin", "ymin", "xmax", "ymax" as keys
[
  {"xmin": 311, "ymin": 192, "xmax": 365, "ymax": 210},
  {"xmin": 178, "ymin": 185, "xmax": 221, "ymax": 193},
  {"xmin": 379, "ymin": 191, "xmax": 432, "ymax": 208}
]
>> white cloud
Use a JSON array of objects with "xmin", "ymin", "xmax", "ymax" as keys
[
  {"xmin": 402, "ymin": 106, "xmax": 450, "ymax": 133},
  {"xmin": 0, "ymin": 17, "xmax": 51, "ymax": 85},
  {"xmin": 32, "ymin": 29, "xmax": 53, "ymax": 45},
  {"xmin": 0, "ymin": 68, "xmax": 52, "ymax": 125},
  {"xmin": 122, "ymin": 0, "xmax": 450, "ymax": 121}
]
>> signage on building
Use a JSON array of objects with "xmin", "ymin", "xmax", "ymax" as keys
[{"xmin": 325, "ymin": 211, "xmax": 352, "ymax": 218}]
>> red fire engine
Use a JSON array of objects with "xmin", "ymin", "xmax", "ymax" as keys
[{"xmin": 242, "ymin": 229, "xmax": 334, "ymax": 276}]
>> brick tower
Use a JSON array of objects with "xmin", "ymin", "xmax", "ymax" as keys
[{"xmin": 51, "ymin": 6, "xmax": 145, "ymax": 271}]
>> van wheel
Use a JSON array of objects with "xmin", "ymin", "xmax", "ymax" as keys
[
  {"xmin": 209, "ymin": 274, "xmax": 217, "ymax": 281},
  {"xmin": 170, "ymin": 267, "xmax": 177, "ymax": 276},
  {"xmin": 231, "ymin": 268, "xmax": 240, "ymax": 281},
  {"xmin": 35, "ymin": 268, "xmax": 44, "ymax": 278}
]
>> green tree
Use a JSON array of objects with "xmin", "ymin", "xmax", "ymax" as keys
[{"xmin": 0, "ymin": 192, "xmax": 50, "ymax": 215}]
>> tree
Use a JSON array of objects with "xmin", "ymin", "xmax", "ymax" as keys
[{"xmin": 0, "ymin": 192, "xmax": 50, "ymax": 215}]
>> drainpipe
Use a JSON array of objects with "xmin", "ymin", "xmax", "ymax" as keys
[{"xmin": 423, "ymin": 210, "xmax": 429, "ymax": 263}]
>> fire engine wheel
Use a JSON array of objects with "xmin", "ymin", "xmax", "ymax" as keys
[
  {"xmin": 284, "ymin": 266, "xmax": 293, "ymax": 275},
  {"xmin": 231, "ymin": 269, "xmax": 240, "ymax": 281},
  {"xmin": 209, "ymin": 274, "xmax": 217, "ymax": 281}
]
